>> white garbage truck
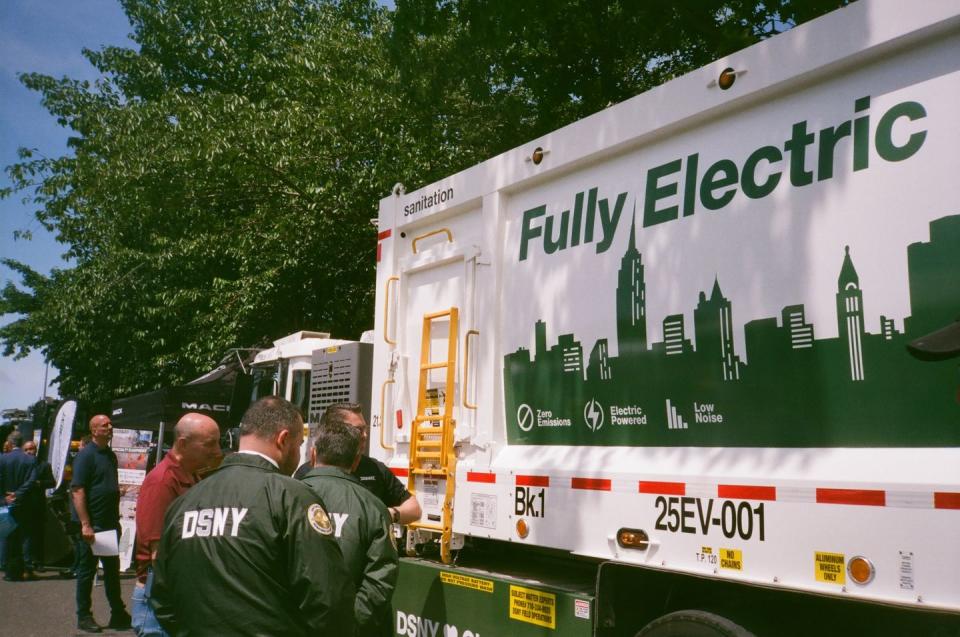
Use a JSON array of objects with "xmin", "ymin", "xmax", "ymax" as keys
[{"xmin": 368, "ymin": 2, "xmax": 960, "ymax": 634}]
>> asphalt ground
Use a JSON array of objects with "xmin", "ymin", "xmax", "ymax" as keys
[{"xmin": 0, "ymin": 568, "xmax": 137, "ymax": 637}]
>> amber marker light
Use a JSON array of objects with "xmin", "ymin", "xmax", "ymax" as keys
[
  {"xmin": 718, "ymin": 67, "xmax": 738, "ymax": 90},
  {"xmin": 616, "ymin": 528, "xmax": 649, "ymax": 550},
  {"xmin": 516, "ymin": 519, "xmax": 529, "ymax": 539},
  {"xmin": 526, "ymin": 146, "xmax": 550, "ymax": 165},
  {"xmin": 848, "ymin": 556, "xmax": 875, "ymax": 585}
]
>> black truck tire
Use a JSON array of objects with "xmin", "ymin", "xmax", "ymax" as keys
[{"xmin": 636, "ymin": 610, "xmax": 755, "ymax": 637}]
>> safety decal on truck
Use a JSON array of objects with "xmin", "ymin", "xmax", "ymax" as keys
[
  {"xmin": 509, "ymin": 585, "xmax": 556, "ymax": 629},
  {"xmin": 814, "ymin": 551, "xmax": 846, "ymax": 584},
  {"xmin": 470, "ymin": 493, "xmax": 497, "ymax": 529},
  {"xmin": 719, "ymin": 548, "xmax": 744, "ymax": 571},
  {"xmin": 422, "ymin": 478, "xmax": 440, "ymax": 508},
  {"xmin": 696, "ymin": 546, "xmax": 717, "ymax": 566},
  {"xmin": 574, "ymin": 599, "xmax": 591, "ymax": 620},
  {"xmin": 441, "ymin": 571, "xmax": 495, "ymax": 593},
  {"xmin": 898, "ymin": 551, "xmax": 914, "ymax": 590}
]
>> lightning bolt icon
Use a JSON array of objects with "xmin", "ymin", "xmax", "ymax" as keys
[{"xmin": 586, "ymin": 399, "xmax": 601, "ymax": 431}]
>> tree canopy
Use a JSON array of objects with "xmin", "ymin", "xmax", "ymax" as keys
[{"xmin": 1, "ymin": 0, "xmax": 845, "ymax": 408}]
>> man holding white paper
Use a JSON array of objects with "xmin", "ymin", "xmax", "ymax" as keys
[{"xmin": 71, "ymin": 414, "xmax": 131, "ymax": 634}]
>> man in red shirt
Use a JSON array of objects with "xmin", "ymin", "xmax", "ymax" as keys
[{"xmin": 131, "ymin": 413, "xmax": 222, "ymax": 637}]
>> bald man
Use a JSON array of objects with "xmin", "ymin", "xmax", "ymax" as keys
[
  {"xmin": 72, "ymin": 414, "xmax": 130, "ymax": 633},
  {"xmin": 131, "ymin": 413, "xmax": 222, "ymax": 637}
]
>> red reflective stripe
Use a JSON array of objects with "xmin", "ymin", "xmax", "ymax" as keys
[
  {"xmin": 718, "ymin": 485, "xmax": 776, "ymax": 501},
  {"xmin": 934, "ymin": 492, "xmax": 960, "ymax": 510},
  {"xmin": 816, "ymin": 488, "xmax": 885, "ymax": 506},
  {"xmin": 639, "ymin": 481, "xmax": 685, "ymax": 496},
  {"xmin": 516, "ymin": 475, "xmax": 550, "ymax": 487},
  {"xmin": 389, "ymin": 467, "xmax": 408, "ymax": 478},
  {"xmin": 467, "ymin": 472, "xmax": 496, "ymax": 484},
  {"xmin": 571, "ymin": 477, "xmax": 611, "ymax": 491},
  {"xmin": 376, "ymin": 243, "xmax": 382, "ymax": 262},
  {"xmin": 378, "ymin": 229, "xmax": 392, "ymax": 240}
]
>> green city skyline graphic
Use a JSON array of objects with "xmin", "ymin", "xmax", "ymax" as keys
[{"xmin": 504, "ymin": 213, "xmax": 960, "ymax": 447}]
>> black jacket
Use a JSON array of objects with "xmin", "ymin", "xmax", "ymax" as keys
[
  {"xmin": 302, "ymin": 466, "xmax": 398, "ymax": 636},
  {"xmin": 152, "ymin": 453, "xmax": 355, "ymax": 636}
]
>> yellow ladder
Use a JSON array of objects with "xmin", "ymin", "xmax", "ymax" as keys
[{"xmin": 407, "ymin": 307, "xmax": 458, "ymax": 564}]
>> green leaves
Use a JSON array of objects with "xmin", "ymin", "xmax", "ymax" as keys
[
  {"xmin": 2, "ymin": 0, "xmax": 402, "ymax": 406},
  {"xmin": 1, "ymin": 0, "xmax": 844, "ymax": 408}
]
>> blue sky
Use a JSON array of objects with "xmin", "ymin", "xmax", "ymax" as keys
[{"xmin": 0, "ymin": 0, "xmax": 133, "ymax": 411}]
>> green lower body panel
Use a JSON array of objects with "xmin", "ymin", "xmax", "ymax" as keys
[{"xmin": 392, "ymin": 557, "xmax": 595, "ymax": 637}]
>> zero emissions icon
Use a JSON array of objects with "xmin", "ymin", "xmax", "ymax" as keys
[
  {"xmin": 584, "ymin": 398, "xmax": 604, "ymax": 432},
  {"xmin": 517, "ymin": 404, "xmax": 534, "ymax": 432}
]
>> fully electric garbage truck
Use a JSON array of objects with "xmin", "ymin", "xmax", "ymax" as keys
[{"xmin": 368, "ymin": 2, "xmax": 960, "ymax": 634}]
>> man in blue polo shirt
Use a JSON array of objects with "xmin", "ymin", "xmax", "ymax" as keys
[{"xmin": 71, "ymin": 414, "xmax": 131, "ymax": 634}]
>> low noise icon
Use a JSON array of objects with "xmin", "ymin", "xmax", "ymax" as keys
[{"xmin": 584, "ymin": 398, "xmax": 604, "ymax": 432}]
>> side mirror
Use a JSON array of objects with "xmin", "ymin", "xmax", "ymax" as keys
[{"xmin": 220, "ymin": 427, "xmax": 241, "ymax": 453}]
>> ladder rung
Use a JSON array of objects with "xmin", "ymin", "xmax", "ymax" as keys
[
  {"xmin": 420, "ymin": 361, "xmax": 452, "ymax": 370},
  {"xmin": 408, "ymin": 522, "xmax": 444, "ymax": 532},
  {"xmin": 416, "ymin": 451, "xmax": 441, "ymax": 459},
  {"xmin": 415, "ymin": 441, "xmax": 441, "ymax": 448},
  {"xmin": 423, "ymin": 309, "xmax": 453, "ymax": 320},
  {"xmin": 414, "ymin": 416, "xmax": 443, "ymax": 423}
]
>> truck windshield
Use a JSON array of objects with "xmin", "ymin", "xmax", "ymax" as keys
[
  {"xmin": 290, "ymin": 369, "xmax": 311, "ymax": 421},
  {"xmin": 250, "ymin": 363, "xmax": 280, "ymax": 402}
]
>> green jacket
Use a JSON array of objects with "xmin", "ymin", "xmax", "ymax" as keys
[
  {"xmin": 301, "ymin": 466, "xmax": 399, "ymax": 637},
  {"xmin": 152, "ymin": 453, "xmax": 355, "ymax": 636}
]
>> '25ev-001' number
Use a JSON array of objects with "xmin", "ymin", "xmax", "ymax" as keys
[{"xmin": 654, "ymin": 496, "xmax": 765, "ymax": 541}]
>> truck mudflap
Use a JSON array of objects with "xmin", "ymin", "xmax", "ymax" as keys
[{"xmin": 392, "ymin": 557, "xmax": 595, "ymax": 637}]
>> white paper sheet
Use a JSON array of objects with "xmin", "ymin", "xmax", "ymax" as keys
[{"xmin": 92, "ymin": 530, "xmax": 119, "ymax": 557}]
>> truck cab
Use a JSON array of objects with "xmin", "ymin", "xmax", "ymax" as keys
[
  {"xmin": 247, "ymin": 330, "xmax": 374, "ymax": 467},
  {"xmin": 248, "ymin": 331, "xmax": 353, "ymax": 463}
]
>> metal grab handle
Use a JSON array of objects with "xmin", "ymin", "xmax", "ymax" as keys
[
  {"xmin": 383, "ymin": 276, "xmax": 399, "ymax": 345},
  {"xmin": 412, "ymin": 228, "xmax": 453, "ymax": 254},
  {"xmin": 463, "ymin": 329, "xmax": 479, "ymax": 409},
  {"xmin": 379, "ymin": 378, "xmax": 396, "ymax": 450}
]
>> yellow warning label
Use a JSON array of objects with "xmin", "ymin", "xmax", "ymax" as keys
[
  {"xmin": 701, "ymin": 546, "xmax": 713, "ymax": 554},
  {"xmin": 440, "ymin": 571, "xmax": 494, "ymax": 593},
  {"xmin": 719, "ymin": 548, "xmax": 743, "ymax": 571},
  {"xmin": 509, "ymin": 585, "xmax": 556, "ymax": 629},
  {"xmin": 325, "ymin": 346, "xmax": 339, "ymax": 353},
  {"xmin": 815, "ymin": 551, "xmax": 846, "ymax": 584}
]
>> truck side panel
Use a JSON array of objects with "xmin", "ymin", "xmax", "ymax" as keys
[{"xmin": 373, "ymin": 0, "xmax": 960, "ymax": 617}]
